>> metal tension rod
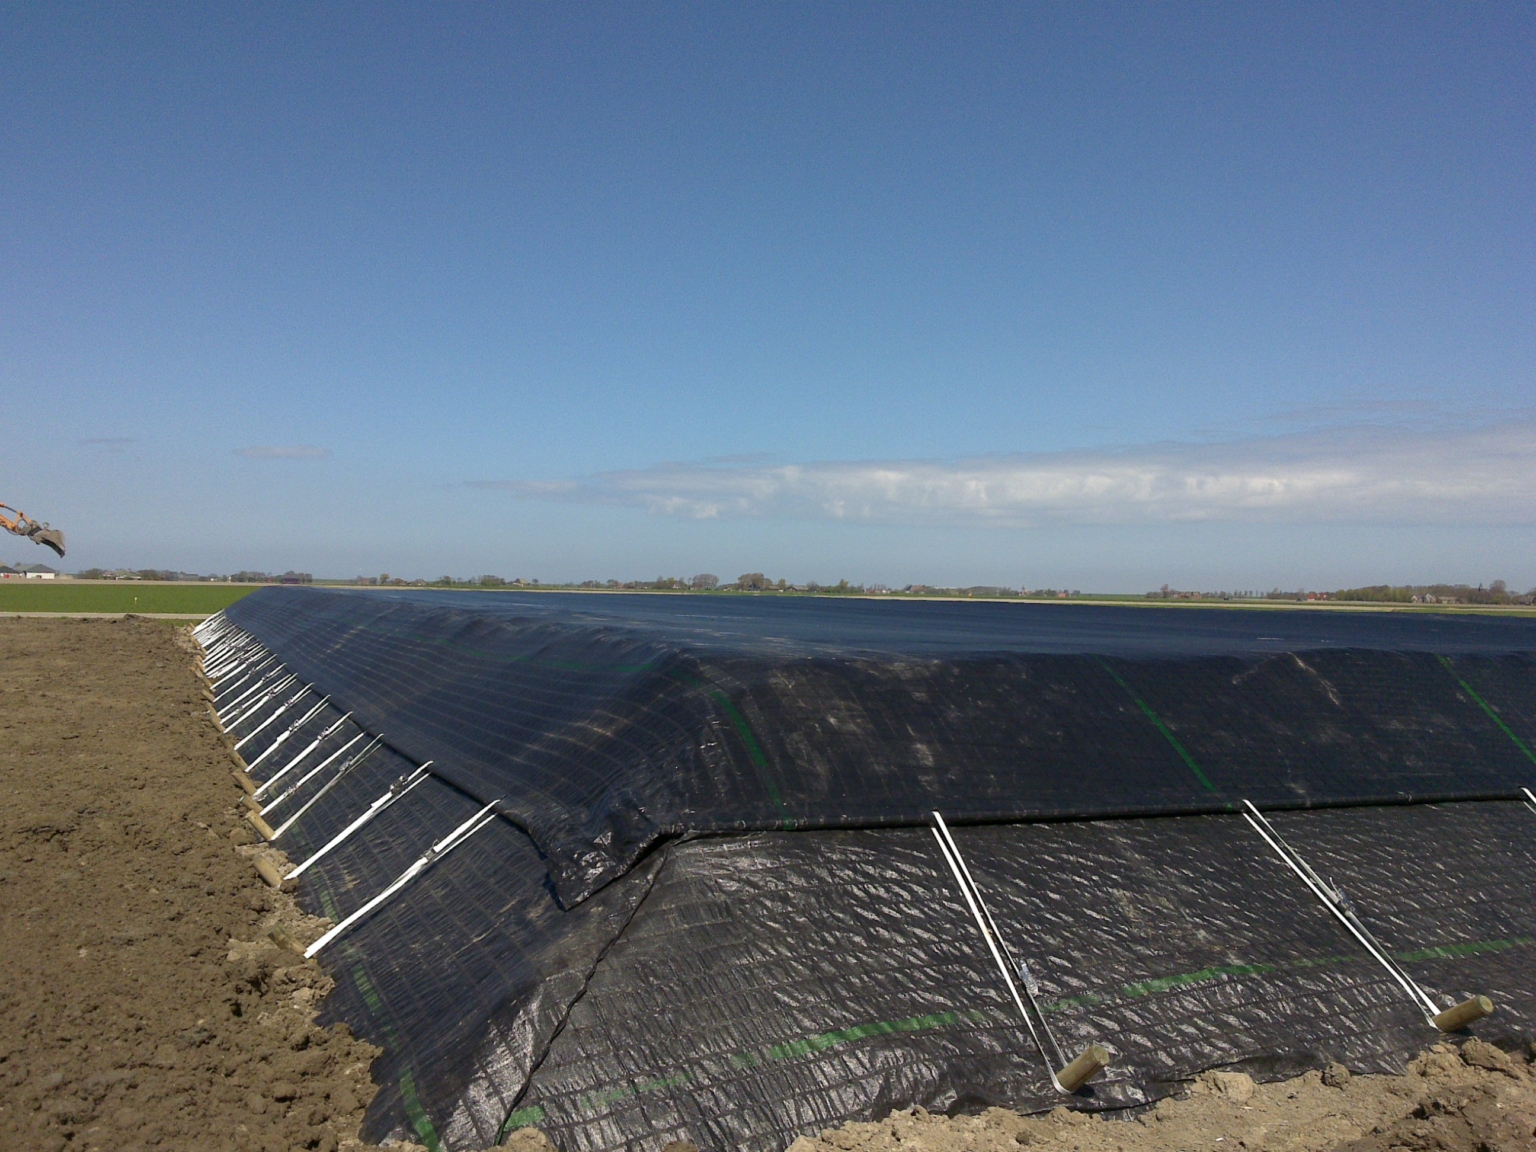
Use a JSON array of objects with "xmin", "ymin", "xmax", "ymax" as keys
[
  {"xmin": 233, "ymin": 685, "xmax": 312, "ymax": 751},
  {"xmin": 286, "ymin": 763, "xmax": 434, "ymax": 880},
  {"xmin": 197, "ymin": 622, "xmax": 242, "ymax": 654},
  {"xmin": 304, "ymin": 801, "xmax": 501, "ymax": 959},
  {"xmin": 1523, "ymin": 787, "xmax": 1536, "ymax": 816},
  {"xmin": 252, "ymin": 710, "xmax": 352, "ymax": 797},
  {"xmin": 1241, "ymin": 800, "xmax": 1493, "ymax": 1032},
  {"xmin": 268, "ymin": 735, "xmax": 384, "ymax": 839},
  {"xmin": 192, "ymin": 612, "xmax": 225, "ymax": 638},
  {"xmin": 208, "ymin": 632, "xmax": 263, "ymax": 666},
  {"xmin": 214, "ymin": 654, "xmax": 277, "ymax": 703},
  {"xmin": 195, "ymin": 622, "xmax": 234, "ymax": 651},
  {"xmin": 244, "ymin": 696, "xmax": 332, "ymax": 773},
  {"xmin": 931, "ymin": 812, "xmax": 1109, "ymax": 1093},
  {"xmin": 220, "ymin": 670, "xmax": 294, "ymax": 726},
  {"xmin": 259, "ymin": 724, "xmax": 363, "ymax": 811},
  {"xmin": 205, "ymin": 637, "xmax": 265, "ymax": 681},
  {"xmin": 223, "ymin": 672, "xmax": 299, "ymax": 729}
]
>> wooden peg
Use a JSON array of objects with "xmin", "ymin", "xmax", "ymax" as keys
[
  {"xmin": 1057, "ymin": 1044, "xmax": 1110, "ymax": 1092},
  {"xmin": 1433, "ymin": 996, "xmax": 1494, "ymax": 1032},
  {"xmin": 253, "ymin": 856, "xmax": 287, "ymax": 889},
  {"xmin": 246, "ymin": 810, "xmax": 277, "ymax": 841}
]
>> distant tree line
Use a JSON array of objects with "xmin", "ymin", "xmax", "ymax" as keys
[
  {"xmin": 1145, "ymin": 582, "xmax": 1536, "ymax": 605},
  {"xmin": 1325, "ymin": 581, "xmax": 1534, "ymax": 605},
  {"xmin": 72, "ymin": 569, "xmax": 311, "ymax": 583}
]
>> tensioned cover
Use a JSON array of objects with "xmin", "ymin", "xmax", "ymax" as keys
[
  {"xmin": 213, "ymin": 589, "xmax": 1536, "ymax": 1148},
  {"xmin": 223, "ymin": 588, "xmax": 1536, "ymax": 905}
]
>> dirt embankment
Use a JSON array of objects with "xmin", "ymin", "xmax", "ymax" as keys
[{"xmin": 0, "ymin": 618, "xmax": 380, "ymax": 1152}]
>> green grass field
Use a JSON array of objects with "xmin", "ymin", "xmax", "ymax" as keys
[{"xmin": 0, "ymin": 582, "xmax": 258, "ymax": 614}]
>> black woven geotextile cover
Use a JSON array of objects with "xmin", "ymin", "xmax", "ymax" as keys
[
  {"xmin": 253, "ymin": 734, "xmax": 667, "ymax": 1150},
  {"xmin": 514, "ymin": 804, "xmax": 1536, "ymax": 1152},
  {"xmin": 225, "ymin": 588, "xmax": 1536, "ymax": 906}
]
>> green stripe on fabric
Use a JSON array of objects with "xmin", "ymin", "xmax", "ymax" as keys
[
  {"xmin": 339, "ymin": 943, "xmax": 440, "ymax": 1148},
  {"xmin": 1120, "ymin": 961, "xmax": 1277, "ymax": 998},
  {"xmin": 1437, "ymin": 655, "xmax": 1536, "ymax": 765},
  {"xmin": 1397, "ymin": 936, "xmax": 1534, "ymax": 962},
  {"xmin": 507, "ymin": 933, "xmax": 1532, "ymax": 1135},
  {"xmin": 1096, "ymin": 659, "xmax": 1219, "ymax": 793},
  {"xmin": 400, "ymin": 1069, "xmax": 443, "ymax": 1152},
  {"xmin": 751, "ymin": 1009, "xmax": 971, "ymax": 1065},
  {"xmin": 710, "ymin": 690, "xmax": 794, "ymax": 825}
]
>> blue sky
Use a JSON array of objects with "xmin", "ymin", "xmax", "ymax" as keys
[{"xmin": 3, "ymin": 3, "xmax": 1532, "ymax": 589}]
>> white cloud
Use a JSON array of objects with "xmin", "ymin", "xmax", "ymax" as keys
[
  {"xmin": 469, "ymin": 422, "xmax": 1536, "ymax": 527},
  {"xmin": 234, "ymin": 445, "xmax": 332, "ymax": 460}
]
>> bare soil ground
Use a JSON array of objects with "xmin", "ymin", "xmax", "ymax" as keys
[
  {"xmin": 784, "ymin": 1042, "xmax": 1536, "ymax": 1152},
  {"xmin": 0, "ymin": 618, "xmax": 380, "ymax": 1152},
  {"xmin": 2, "ymin": 617, "xmax": 1534, "ymax": 1152}
]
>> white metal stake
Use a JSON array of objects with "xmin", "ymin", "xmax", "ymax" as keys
[
  {"xmin": 209, "ymin": 646, "xmax": 268, "ymax": 684},
  {"xmin": 200, "ymin": 624, "xmax": 243, "ymax": 654},
  {"xmin": 933, "ymin": 812, "xmax": 1069, "ymax": 1069},
  {"xmin": 220, "ymin": 670, "xmax": 294, "ymax": 724},
  {"xmin": 214, "ymin": 654, "xmax": 277, "ymax": 702},
  {"xmin": 304, "ymin": 802, "xmax": 499, "ymax": 959},
  {"xmin": 265, "ymin": 730, "xmax": 371, "ymax": 815},
  {"xmin": 244, "ymin": 697, "xmax": 332, "ymax": 773},
  {"xmin": 254, "ymin": 712, "xmax": 353, "ymax": 799},
  {"xmin": 208, "ymin": 648, "xmax": 268, "ymax": 686},
  {"xmin": 285, "ymin": 763, "xmax": 433, "ymax": 880},
  {"xmin": 205, "ymin": 637, "xmax": 263, "ymax": 679},
  {"xmin": 195, "ymin": 620, "xmax": 231, "ymax": 646},
  {"xmin": 193, "ymin": 613, "xmax": 225, "ymax": 637},
  {"xmin": 1523, "ymin": 787, "xmax": 1536, "ymax": 815},
  {"xmin": 267, "ymin": 735, "xmax": 382, "ymax": 835},
  {"xmin": 202, "ymin": 627, "xmax": 247, "ymax": 656},
  {"xmin": 234, "ymin": 686, "xmax": 313, "ymax": 751},
  {"xmin": 224, "ymin": 673, "xmax": 300, "ymax": 733},
  {"xmin": 197, "ymin": 612, "xmax": 234, "ymax": 639},
  {"xmin": 203, "ymin": 632, "xmax": 247, "ymax": 662},
  {"xmin": 1241, "ymin": 800, "xmax": 1440, "ymax": 1022},
  {"xmin": 930, "ymin": 819, "xmax": 1071, "ymax": 1094},
  {"xmin": 205, "ymin": 646, "xmax": 255, "ymax": 680}
]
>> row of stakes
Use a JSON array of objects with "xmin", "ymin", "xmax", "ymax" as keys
[
  {"xmin": 195, "ymin": 612, "xmax": 1518, "ymax": 1099},
  {"xmin": 191, "ymin": 612, "xmax": 500, "ymax": 961},
  {"xmin": 930, "ymin": 790, "xmax": 1511, "ymax": 1094}
]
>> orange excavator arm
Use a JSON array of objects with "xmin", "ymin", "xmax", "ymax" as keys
[{"xmin": 0, "ymin": 503, "xmax": 66, "ymax": 557}]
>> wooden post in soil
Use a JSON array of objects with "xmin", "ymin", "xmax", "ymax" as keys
[{"xmin": 1433, "ymin": 996, "xmax": 1494, "ymax": 1032}]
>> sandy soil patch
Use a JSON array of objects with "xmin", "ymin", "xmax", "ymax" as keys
[{"xmin": 775, "ymin": 1038, "xmax": 1536, "ymax": 1152}]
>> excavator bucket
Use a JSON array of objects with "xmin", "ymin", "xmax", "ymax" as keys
[{"xmin": 28, "ymin": 526, "xmax": 66, "ymax": 557}]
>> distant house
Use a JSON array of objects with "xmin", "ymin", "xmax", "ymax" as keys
[
  {"xmin": 23, "ymin": 565, "xmax": 57, "ymax": 580},
  {"xmin": 0, "ymin": 564, "xmax": 18, "ymax": 580}
]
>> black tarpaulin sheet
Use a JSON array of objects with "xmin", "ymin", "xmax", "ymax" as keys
[
  {"xmin": 222, "ymin": 588, "xmax": 1536, "ymax": 905},
  {"xmin": 511, "ymin": 804, "xmax": 1536, "ymax": 1152},
  {"xmin": 234, "ymin": 706, "xmax": 669, "ymax": 1150},
  {"xmin": 209, "ymin": 591, "xmax": 1536, "ymax": 1150}
]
